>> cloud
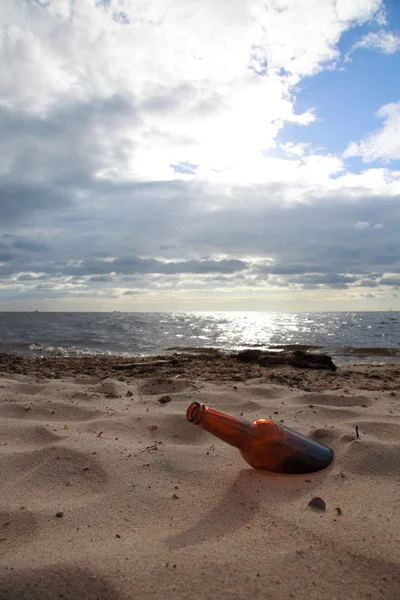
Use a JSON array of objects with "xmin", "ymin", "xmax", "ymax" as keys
[
  {"xmin": 0, "ymin": 180, "xmax": 72, "ymax": 222},
  {"xmin": 353, "ymin": 221, "xmax": 385, "ymax": 230},
  {"xmin": 343, "ymin": 102, "xmax": 400, "ymax": 163},
  {"xmin": 89, "ymin": 275, "xmax": 115, "ymax": 282},
  {"xmin": 1, "ymin": 0, "xmax": 383, "ymax": 186},
  {"xmin": 379, "ymin": 277, "xmax": 400, "ymax": 286},
  {"xmin": 2, "ymin": 0, "xmax": 400, "ymax": 310},
  {"xmin": 358, "ymin": 279, "xmax": 378, "ymax": 287},
  {"xmin": 351, "ymin": 30, "xmax": 400, "ymax": 54},
  {"xmin": 12, "ymin": 238, "xmax": 49, "ymax": 252},
  {"xmin": 286, "ymin": 273, "xmax": 357, "ymax": 289}
]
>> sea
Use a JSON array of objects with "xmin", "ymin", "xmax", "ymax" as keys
[{"xmin": 0, "ymin": 311, "xmax": 399, "ymax": 365}]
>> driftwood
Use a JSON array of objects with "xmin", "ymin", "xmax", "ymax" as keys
[
  {"xmin": 287, "ymin": 350, "xmax": 336, "ymax": 371},
  {"xmin": 236, "ymin": 349, "xmax": 336, "ymax": 371},
  {"xmin": 235, "ymin": 349, "xmax": 264, "ymax": 363},
  {"xmin": 112, "ymin": 360, "xmax": 171, "ymax": 371}
]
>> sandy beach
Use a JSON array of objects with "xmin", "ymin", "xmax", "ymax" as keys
[{"xmin": 1, "ymin": 353, "xmax": 399, "ymax": 599}]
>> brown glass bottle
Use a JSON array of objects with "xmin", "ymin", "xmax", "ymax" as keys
[{"xmin": 186, "ymin": 402, "xmax": 333, "ymax": 474}]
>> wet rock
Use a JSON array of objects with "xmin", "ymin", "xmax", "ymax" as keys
[
  {"xmin": 158, "ymin": 395, "xmax": 172, "ymax": 404},
  {"xmin": 308, "ymin": 497, "xmax": 326, "ymax": 511}
]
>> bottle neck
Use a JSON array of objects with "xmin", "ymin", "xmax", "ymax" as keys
[{"xmin": 186, "ymin": 402, "xmax": 255, "ymax": 450}]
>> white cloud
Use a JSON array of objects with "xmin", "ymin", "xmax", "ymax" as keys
[
  {"xmin": 351, "ymin": 30, "xmax": 400, "ymax": 54},
  {"xmin": 354, "ymin": 221, "xmax": 370, "ymax": 229},
  {"xmin": 354, "ymin": 221, "xmax": 384, "ymax": 229},
  {"xmin": 343, "ymin": 102, "xmax": 400, "ymax": 163},
  {"xmin": 0, "ymin": 0, "xmax": 384, "ymax": 184}
]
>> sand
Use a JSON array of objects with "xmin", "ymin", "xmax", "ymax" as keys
[{"xmin": 0, "ymin": 354, "xmax": 399, "ymax": 599}]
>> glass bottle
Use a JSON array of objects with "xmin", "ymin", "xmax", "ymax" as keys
[{"xmin": 186, "ymin": 401, "xmax": 333, "ymax": 474}]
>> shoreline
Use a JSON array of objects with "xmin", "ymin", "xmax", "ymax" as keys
[{"xmin": 1, "ymin": 351, "xmax": 399, "ymax": 392}]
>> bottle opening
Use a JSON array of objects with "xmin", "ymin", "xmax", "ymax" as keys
[{"xmin": 186, "ymin": 401, "xmax": 201, "ymax": 423}]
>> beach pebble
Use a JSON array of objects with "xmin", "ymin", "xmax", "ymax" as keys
[
  {"xmin": 158, "ymin": 395, "xmax": 172, "ymax": 404},
  {"xmin": 55, "ymin": 511, "xmax": 64, "ymax": 518},
  {"xmin": 308, "ymin": 497, "xmax": 326, "ymax": 511}
]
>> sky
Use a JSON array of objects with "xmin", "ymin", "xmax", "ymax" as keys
[{"xmin": 0, "ymin": 0, "xmax": 400, "ymax": 312}]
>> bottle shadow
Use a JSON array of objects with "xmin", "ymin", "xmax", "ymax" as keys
[{"xmin": 165, "ymin": 467, "xmax": 328, "ymax": 550}]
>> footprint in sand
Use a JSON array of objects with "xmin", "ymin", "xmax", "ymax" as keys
[
  {"xmin": 158, "ymin": 413, "xmax": 210, "ymax": 445},
  {"xmin": 0, "ymin": 509, "xmax": 39, "ymax": 555},
  {"xmin": 309, "ymin": 427, "xmax": 340, "ymax": 443},
  {"xmin": 11, "ymin": 383, "xmax": 46, "ymax": 396},
  {"xmin": 138, "ymin": 378, "xmax": 195, "ymax": 396},
  {"xmin": 341, "ymin": 438, "xmax": 400, "ymax": 476},
  {"xmin": 0, "ymin": 423, "xmax": 61, "ymax": 451},
  {"xmin": 0, "ymin": 564, "xmax": 121, "ymax": 600},
  {"xmin": 0, "ymin": 446, "xmax": 108, "ymax": 504},
  {"xmin": 73, "ymin": 376, "xmax": 103, "ymax": 385},
  {"xmin": 293, "ymin": 393, "xmax": 373, "ymax": 408},
  {"xmin": 0, "ymin": 402, "xmax": 103, "ymax": 422},
  {"xmin": 354, "ymin": 421, "xmax": 400, "ymax": 443}
]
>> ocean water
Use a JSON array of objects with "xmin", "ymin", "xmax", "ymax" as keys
[{"xmin": 0, "ymin": 311, "xmax": 399, "ymax": 365}]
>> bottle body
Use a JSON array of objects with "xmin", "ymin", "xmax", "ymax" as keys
[{"xmin": 186, "ymin": 402, "xmax": 333, "ymax": 474}]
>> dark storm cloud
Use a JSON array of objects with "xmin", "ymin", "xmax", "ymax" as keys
[
  {"xmin": 64, "ymin": 256, "xmax": 248, "ymax": 276},
  {"xmin": 0, "ymin": 249, "xmax": 16, "ymax": 262},
  {"xmin": 89, "ymin": 275, "xmax": 115, "ymax": 282},
  {"xmin": 1, "ymin": 174, "xmax": 400, "ymax": 298},
  {"xmin": 0, "ymin": 94, "xmax": 138, "ymax": 192},
  {"xmin": 358, "ymin": 279, "xmax": 379, "ymax": 287},
  {"xmin": 287, "ymin": 274, "xmax": 357, "ymax": 285},
  {"xmin": 12, "ymin": 238, "xmax": 48, "ymax": 252},
  {"xmin": 380, "ymin": 277, "xmax": 400, "ymax": 286},
  {"xmin": 257, "ymin": 263, "xmax": 335, "ymax": 275},
  {"xmin": 0, "ymin": 180, "xmax": 71, "ymax": 222},
  {"xmin": 16, "ymin": 274, "xmax": 39, "ymax": 281}
]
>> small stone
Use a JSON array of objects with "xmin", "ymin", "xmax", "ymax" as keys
[
  {"xmin": 24, "ymin": 406, "xmax": 31, "ymax": 411},
  {"xmin": 149, "ymin": 424, "xmax": 159, "ymax": 430},
  {"xmin": 56, "ymin": 511, "xmax": 64, "ymax": 518},
  {"xmin": 126, "ymin": 391, "xmax": 133, "ymax": 397},
  {"xmin": 335, "ymin": 507, "xmax": 342, "ymax": 516},
  {"xmin": 172, "ymin": 493, "xmax": 179, "ymax": 500},
  {"xmin": 83, "ymin": 466, "xmax": 90, "ymax": 471},
  {"xmin": 389, "ymin": 391, "xmax": 396, "ymax": 397},
  {"xmin": 158, "ymin": 395, "xmax": 171, "ymax": 404},
  {"xmin": 308, "ymin": 497, "xmax": 326, "ymax": 511},
  {"xmin": 116, "ymin": 534, "xmax": 121, "ymax": 538}
]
